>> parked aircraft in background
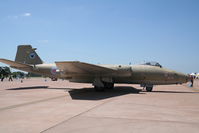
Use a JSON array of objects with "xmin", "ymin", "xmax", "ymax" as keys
[{"xmin": 0, "ymin": 45, "xmax": 189, "ymax": 91}]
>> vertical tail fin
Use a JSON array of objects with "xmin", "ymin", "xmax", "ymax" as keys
[{"xmin": 15, "ymin": 45, "xmax": 43, "ymax": 65}]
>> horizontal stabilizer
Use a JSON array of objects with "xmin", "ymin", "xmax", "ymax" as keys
[
  {"xmin": 0, "ymin": 58, "xmax": 32, "ymax": 68},
  {"xmin": 55, "ymin": 61, "xmax": 116, "ymax": 75}
]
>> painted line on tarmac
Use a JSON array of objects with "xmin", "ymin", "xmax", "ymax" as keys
[
  {"xmin": 0, "ymin": 87, "xmax": 94, "ymax": 112},
  {"xmin": 40, "ymin": 98, "xmax": 115, "ymax": 133}
]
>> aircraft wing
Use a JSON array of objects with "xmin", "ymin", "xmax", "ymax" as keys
[
  {"xmin": 0, "ymin": 58, "xmax": 32, "ymax": 69},
  {"xmin": 55, "ymin": 61, "xmax": 116, "ymax": 75}
]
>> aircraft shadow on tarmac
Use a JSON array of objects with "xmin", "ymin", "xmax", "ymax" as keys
[
  {"xmin": 6, "ymin": 86, "xmax": 199, "ymax": 101},
  {"xmin": 67, "ymin": 86, "xmax": 143, "ymax": 100},
  {"xmin": 7, "ymin": 86, "xmax": 72, "ymax": 91},
  {"xmin": 7, "ymin": 86, "xmax": 49, "ymax": 90},
  {"xmin": 6, "ymin": 86, "xmax": 143, "ymax": 100}
]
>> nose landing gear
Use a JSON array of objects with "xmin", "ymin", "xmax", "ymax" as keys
[
  {"xmin": 141, "ymin": 84, "xmax": 153, "ymax": 92},
  {"xmin": 146, "ymin": 86, "xmax": 153, "ymax": 92}
]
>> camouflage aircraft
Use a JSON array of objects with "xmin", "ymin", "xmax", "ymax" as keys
[{"xmin": 0, "ymin": 45, "xmax": 189, "ymax": 91}]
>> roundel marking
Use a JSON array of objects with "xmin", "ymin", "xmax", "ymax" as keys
[
  {"xmin": 29, "ymin": 53, "xmax": 36, "ymax": 59},
  {"xmin": 51, "ymin": 67, "xmax": 58, "ymax": 75}
]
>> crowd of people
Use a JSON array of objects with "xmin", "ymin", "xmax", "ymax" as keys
[{"xmin": 0, "ymin": 66, "xmax": 25, "ymax": 82}]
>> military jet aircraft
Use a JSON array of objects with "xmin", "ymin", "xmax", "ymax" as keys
[{"xmin": 0, "ymin": 45, "xmax": 189, "ymax": 91}]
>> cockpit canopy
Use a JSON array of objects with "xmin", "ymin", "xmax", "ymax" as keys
[{"xmin": 143, "ymin": 62, "xmax": 162, "ymax": 68}]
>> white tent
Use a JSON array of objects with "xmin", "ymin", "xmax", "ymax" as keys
[
  {"xmin": 196, "ymin": 73, "xmax": 199, "ymax": 78},
  {"xmin": 190, "ymin": 73, "xmax": 196, "ymax": 76}
]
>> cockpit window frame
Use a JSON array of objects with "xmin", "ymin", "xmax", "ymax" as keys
[{"xmin": 143, "ymin": 62, "xmax": 162, "ymax": 68}]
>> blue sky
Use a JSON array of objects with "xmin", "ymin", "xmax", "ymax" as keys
[{"xmin": 0, "ymin": 0, "xmax": 199, "ymax": 73}]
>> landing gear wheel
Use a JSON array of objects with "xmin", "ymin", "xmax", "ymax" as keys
[
  {"xmin": 51, "ymin": 77, "xmax": 58, "ymax": 81},
  {"xmin": 94, "ymin": 86, "xmax": 105, "ymax": 92},
  {"xmin": 146, "ymin": 87, "xmax": 153, "ymax": 92},
  {"xmin": 104, "ymin": 82, "xmax": 114, "ymax": 89}
]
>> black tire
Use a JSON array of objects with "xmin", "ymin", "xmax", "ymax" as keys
[
  {"xmin": 51, "ymin": 77, "xmax": 58, "ymax": 81},
  {"xmin": 146, "ymin": 87, "xmax": 153, "ymax": 92},
  {"xmin": 104, "ymin": 82, "xmax": 114, "ymax": 89},
  {"xmin": 94, "ymin": 86, "xmax": 105, "ymax": 92}
]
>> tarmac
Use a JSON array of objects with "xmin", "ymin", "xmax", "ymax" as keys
[{"xmin": 0, "ymin": 78, "xmax": 199, "ymax": 133}]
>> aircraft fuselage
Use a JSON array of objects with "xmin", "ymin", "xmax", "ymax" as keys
[{"xmin": 15, "ymin": 63, "xmax": 188, "ymax": 85}]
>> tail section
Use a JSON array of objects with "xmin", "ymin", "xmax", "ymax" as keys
[{"xmin": 15, "ymin": 45, "xmax": 43, "ymax": 65}]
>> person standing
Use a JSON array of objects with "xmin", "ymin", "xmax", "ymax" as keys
[
  {"xmin": 8, "ymin": 75, "xmax": 13, "ymax": 81},
  {"xmin": 190, "ymin": 75, "xmax": 194, "ymax": 87},
  {"xmin": 1, "ymin": 75, "xmax": 4, "ymax": 82}
]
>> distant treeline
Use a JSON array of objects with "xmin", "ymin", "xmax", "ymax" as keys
[
  {"xmin": 27, "ymin": 73, "xmax": 42, "ymax": 77},
  {"xmin": 0, "ymin": 66, "xmax": 42, "ymax": 78}
]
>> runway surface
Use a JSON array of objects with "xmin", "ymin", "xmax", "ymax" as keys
[{"xmin": 0, "ymin": 78, "xmax": 199, "ymax": 133}]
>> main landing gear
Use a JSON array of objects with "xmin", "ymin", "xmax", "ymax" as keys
[
  {"xmin": 93, "ymin": 78, "xmax": 114, "ymax": 91},
  {"xmin": 94, "ymin": 82, "xmax": 114, "ymax": 91}
]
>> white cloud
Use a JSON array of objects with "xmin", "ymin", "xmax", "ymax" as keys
[
  {"xmin": 7, "ymin": 12, "xmax": 32, "ymax": 19},
  {"xmin": 22, "ymin": 13, "xmax": 31, "ymax": 17}
]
